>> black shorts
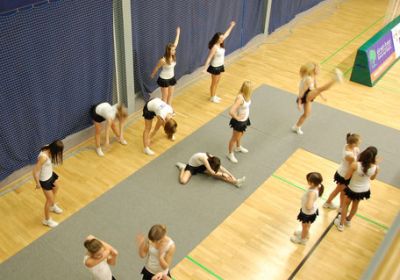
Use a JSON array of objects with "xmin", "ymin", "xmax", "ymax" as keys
[
  {"xmin": 157, "ymin": 76, "xmax": 177, "ymax": 87},
  {"xmin": 39, "ymin": 172, "xmax": 59, "ymax": 191},
  {"xmin": 297, "ymin": 209, "xmax": 319, "ymax": 224},
  {"xmin": 184, "ymin": 164, "xmax": 206, "ymax": 175},
  {"xmin": 207, "ymin": 65, "xmax": 225, "ymax": 75},
  {"xmin": 296, "ymin": 89, "xmax": 313, "ymax": 104},
  {"xmin": 142, "ymin": 102, "xmax": 156, "ymax": 120},
  {"xmin": 229, "ymin": 118, "xmax": 251, "ymax": 132},
  {"xmin": 333, "ymin": 171, "xmax": 350, "ymax": 186},
  {"xmin": 141, "ymin": 267, "xmax": 171, "ymax": 280},
  {"xmin": 90, "ymin": 104, "xmax": 106, "ymax": 123},
  {"xmin": 344, "ymin": 187, "xmax": 370, "ymax": 201}
]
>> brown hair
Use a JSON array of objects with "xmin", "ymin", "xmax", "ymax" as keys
[
  {"xmin": 164, "ymin": 43, "xmax": 176, "ymax": 64},
  {"xmin": 346, "ymin": 133, "xmax": 360, "ymax": 145},
  {"xmin": 206, "ymin": 154, "xmax": 221, "ymax": 173},
  {"xmin": 116, "ymin": 104, "xmax": 128, "ymax": 121},
  {"xmin": 208, "ymin": 32, "xmax": 224, "ymax": 49},
  {"xmin": 148, "ymin": 224, "xmax": 167, "ymax": 242},
  {"xmin": 164, "ymin": 118, "xmax": 177, "ymax": 139},
  {"xmin": 358, "ymin": 146, "xmax": 377, "ymax": 174},
  {"xmin": 84, "ymin": 239, "xmax": 103, "ymax": 255},
  {"xmin": 42, "ymin": 140, "xmax": 64, "ymax": 165},
  {"xmin": 306, "ymin": 172, "xmax": 324, "ymax": 197}
]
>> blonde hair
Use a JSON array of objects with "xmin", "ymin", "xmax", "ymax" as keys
[
  {"xmin": 239, "ymin": 81, "xmax": 252, "ymax": 101},
  {"xmin": 299, "ymin": 62, "xmax": 317, "ymax": 78},
  {"xmin": 116, "ymin": 104, "xmax": 128, "ymax": 121}
]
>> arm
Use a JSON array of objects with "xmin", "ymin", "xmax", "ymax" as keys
[
  {"xmin": 85, "ymin": 248, "xmax": 111, "ymax": 268},
  {"xmin": 32, "ymin": 155, "xmax": 46, "ymax": 189},
  {"xmin": 203, "ymin": 46, "xmax": 218, "ymax": 72},
  {"xmin": 105, "ymin": 120, "xmax": 112, "ymax": 146},
  {"xmin": 222, "ymin": 21, "xmax": 236, "ymax": 41},
  {"xmin": 152, "ymin": 273, "xmax": 171, "ymax": 280},
  {"xmin": 201, "ymin": 156, "xmax": 216, "ymax": 175},
  {"xmin": 370, "ymin": 165, "xmax": 379, "ymax": 180},
  {"xmin": 118, "ymin": 118, "xmax": 126, "ymax": 141},
  {"xmin": 229, "ymin": 96, "xmax": 243, "ymax": 120},
  {"xmin": 150, "ymin": 117, "xmax": 164, "ymax": 139},
  {"xmin": 173, "ymin": 27, "xmax": 180, "ymax": 48},
  {"xmin": 85, "ymin": 235, "xmax": 118, "ymax": 255},
  {"xmin": 344, "ymin": 162, "xmax": 357, "ymax": 180},
  {"xmin": 218, "ymin": 165, "xmax": 234, "ymax": 179},
  {"xmin": 305, "ymin": 191, "xmax": 317, "ymax": 210},
  {"xmin": 344, "ymin": 154, "xmax": 355, "ymax": 165},
  {"xmin": 159, "ymin": 243, "xmax": 176, "ymax": 270},
  {"xmin": 151, "ymin": 58, "xmax": 165, "ymax": 79},
  {"xmin": 136, "ymin": 234, "xmax": 149, "ymax": 258}
]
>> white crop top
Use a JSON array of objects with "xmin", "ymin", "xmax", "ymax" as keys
[
  {"xmin": 159, "ymin": 61, "xmax": 176, "ymax": 80},
  {"xmin": 145, "ymin": 239, "xmax": 174, "ymax": 274},
  {"xmin": 211, "ymin": 47, "xmax": 225, "ymax": 67},
  {"xmin": 83, "ymin": 256, "xmax": 112, "ymax": 280},
  {"xmin": 95, "ymin": 103, "xmax": 118, "ymax": 121},
  {"xmin": 337, "ymin": 145, "xmax": 359, "ymax": 177},
  {"xmin": 147, "ymin": 98, "xmax": 173, "ymax": 120},
  {"xmin": 188, "ymin": 153, "xmax": 208, "ymax": 167},
  {"xmin": 301, "ymin": 188, "xmax": 319, "ymax": 215},
  {"xmin": 235, "ymin": 95, "xmax": 251, "ymax": 121},
  {"xmin": 348, "ymin": 163, "xmax": 377, "ymax": 193},
  {"xmin": 38, "ymin": 151, "xmax": 52, "ymax": 181}
]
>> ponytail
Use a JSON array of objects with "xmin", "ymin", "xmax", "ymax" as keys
[{"xmin": 318, "ymin": 184, "xmax": 324, "ymax": 197}]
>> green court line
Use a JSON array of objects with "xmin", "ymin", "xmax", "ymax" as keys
[
  {"xmin": 320, "ymin": 15, "xmax": 384, "ymax": 65},
  {"xmin": 272, "ymin": 174, "xmax": 389, "ymax": 231},
  {"xmin": 185, "ymin": 256, "xmax": 224, "ymax": 280}
]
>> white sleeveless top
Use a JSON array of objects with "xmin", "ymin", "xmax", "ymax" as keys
[
  {"xmin": 337, "ymin": 145, "xmax": 359, "ymax": 177},
  {"xmin": 147, "ymin": 98, "xmax": 173, "ymax": 120},
  {"xmin": 235, "ymin": 95, "xmax": 251, "ymax": 121},
  {"xmin": 38, "ymin": 151, "xmax": 52, "ymax": 181},
  {"xmin": 211, "ymin": 47, "xmax": 225, "ymax": 67},
  {"xmin": 83, "ymin": 256, "xmax": 112, "ymax": 280},
  {"xmin": 159, "ymin": 60, "xmax": 176, "ymax": 79},
  {"xmin": 188, "ymin": 153, "xmax": 208, "ymax": 167},
  {"xmin": 301, "ymin": 188, "xmax": 319, "ymax": 215},
  {"xmin": 95, "ymin": 103, "xmax": 118, "ymax": 121},
  {"xmin": 348, "ymin": 163, "xmax": 377, "ymax": 193},
  {"xmin": 299, "ymin": 76, "xmax": 314, "ymax": 93},
  {"xmin": 145, "ymin": 239, "xmax": 174, "ymax": 274}
]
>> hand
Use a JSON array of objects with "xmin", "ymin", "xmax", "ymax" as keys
[
  {"xmin": 136, "ymin": 234, "xmax": 145, "ymax": 246},
  {"xmin": 297, "ymin": 103, "xmax": 301, "ymax": 111},
  {"xmin": 230, "ymin": 21, "xmax": 236, "ymax": 27},
  {"xmin": 321, "ymin": 96, "xmax": 327, "ymax": 102},
  {"xmin": 202, "ymin": 68, "xmax": 208, "ymax": 74},
  {"xmin": 176, "ymin": 26, "xmax": 180, "ymax": 33},
  {"xmin": 376, "ymin": 156, "xmax": 383, "ymax": 164},
  {"xmin": 35, "ymin": 184, "xmax": 40, "ymax": 190},
  {"xmin": 152, "ymin": 273, "xmax": 164, "ymax": 280}
]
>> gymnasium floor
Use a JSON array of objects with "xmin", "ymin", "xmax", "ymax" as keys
[{"xmin": 0, "ymin": 0, "xmax": 399, "ymax": 279}]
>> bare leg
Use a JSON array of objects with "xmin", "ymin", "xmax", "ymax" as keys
[
  {"xmin": 347, "ymin": 200, "xmax": 360, "ymax": 221},
  {"xmin": 167, "ymin": 86, "xmax": 174, "ymax": 106},
  {"xmin": 110, "ymin": 121, "xmax": 120, "ymax": 138},
  {"xmin": 160, "ymin": 87, "xmax": 169, "ymax": 103},
  {"xmin": 228, "ymin": 130, "xmax": 242, "ymax": 153},
  {"xmin": 142, "ymin": 119, "xmax": 153, "ymax": 149},
  {"xmin": 340, "ymin": 196, "xmax": 351, "ymax": 225},
  {"xmin": 210, "ymin": 74, "xmax": 221, "ymax": 98},
  {"xmin": 326, "ymin": 184, "xmax": 345, "ymax": 204},
  {"xmin": 42, "ymin": 189, "xmax": 55, "ymax": 220},
  {"xmin": 306, "ymin": 80, "xmax": 335, "ymax": 100},
  {"xmin": 179, "ymin": 170, "xmax": 192, "ymax": 185},
  {"xmin": 94, "ymin": 122, "xmax": 102, "ymax": 148},
  {"xmin": 296, "ymin": 101, "xmax": 312, "ymax": 127},
  {"xmin": 302, "ymin": 223, "xmax": 311, "ymax": 239}
]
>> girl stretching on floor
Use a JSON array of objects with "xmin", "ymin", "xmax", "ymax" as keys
[
  {"xmin": 292, "ymin": 63, "xmax": 343, "ymax": 135},
  {"xmin": 227, "ymin": 81, "xmax": 253, "ymax": 163},
  {"xmin": 334, "ymin": 146, "xmax": 379, "ymax": 232},
  {"xmin": 291, "ymin": 172, "xmax": 324, "ymax": 245},
  {"xmin": 175, "ymin": 152, "xmax": 245, "ymax": 187},
  {"xmin": 324, "ymin": 133, "xmax": 361, "ymax": 211}
]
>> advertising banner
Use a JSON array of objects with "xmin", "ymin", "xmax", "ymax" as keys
[{"xmin": 367, "ymin": 32, "xmax": 396, "ymax": 81}]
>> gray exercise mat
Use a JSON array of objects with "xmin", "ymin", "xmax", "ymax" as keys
[{"xmin": 1, "ymin": 85, "xmax": 399, "ymax": 279}]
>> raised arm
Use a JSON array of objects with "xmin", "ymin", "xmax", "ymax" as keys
[
  {"xmin": 136, "ymin": 233, "xmax": 149, "ymax": 258},
  {"xmin": 222, "ymin": 21, "xmax": 236, "ymax": 41},
  {"xmin": 173, "ymin": 27, "xmax": 180, "ymax": 48},
  {"xmin": 32, "ymin": 155, "xmax": 46, "ymax": 189}
]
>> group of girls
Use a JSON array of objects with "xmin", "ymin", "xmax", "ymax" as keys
[
  {"xmin": 291, "ymin": 133, "xmax": 379, "ymax": 245},
  {"xmin": 83, "ymin": 224, "xmax": 174, "ymax": 280}
]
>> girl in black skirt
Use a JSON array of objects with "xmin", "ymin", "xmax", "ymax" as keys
[
  {"xmin": 324, "ymin": 133, "xmax": 360, "ymax": 211},
  {"xmin": 334, "ymin": 146, "xmax": 379, "ymax": 231},
  {"xmin": 32, "ymin": 140, "xmax": 64, "ymax": 228},
  {"xmin": 291, "ymin": 172, "xmax": 324, "ymax": 245},
  {"xmin": 227, "ymin": 81, "xmax": 253, "ymax": 163},
  {"xmin": 150, "ymin": 27, "xmax": 180, "ymax": 106},
  {"xmin": 292, "ymin": 63, "xmax": 344, "ymax": 135},
  {"xmin": 203, "ymin": 21, "xmax": 236, "ymax": 103}
]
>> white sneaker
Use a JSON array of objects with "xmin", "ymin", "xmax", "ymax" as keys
[
  {"xmin": 175, "ymin": 162, "xmax": 186, "ymax": 170},
  {"xmin": 334, "ymin": 218, "xmax": 344, "ymax": 232},
  {"xmin": 290, "ymin": 235, "xmax": 307, "ymax": 245},
  {"xmin": 323, "ymin": 202, "xmax": 338, "ymax": 209},
  {"xmin": 235, "ymin": 176, "xmax": 246, "ymax": 188},
  {"xmin": 171, "ymin": 135, "xmax": 176, "ymax": 141},
  {"xmin": 42, "ymin": 218, "xmax": 59, "ymax": 228},
  {"xmin": 210, "ymin": 96, "xmax": 220, "ymax": 103},
  {"xmin": 144, "ymin": 147, "xmax": 155, "ymax": 156},
  {"xmin": 235, "ymin": 146, "xmax": 248, "ymax": 153},
  {"xmin": 227, "ymin": 153, "xmax": 238, "ymax": 163},
  {"xmin": 50, "ymin": 204, "xmax": 63, "ymax": 214},
  {"xmin": 338, "ymin": 215, "xmax": 351, "ymax": 227},
  {"xmin": 335, "ymin": 68, "xmax": 344, "ymax": 83},
  {"xmin": 119, "ymin": 139, "xmax": 128, "ymax": 145},
  {"xmin": 96, "ymin": 147, "xmax": 104, "ymax": 157},
  {"xmin": 292, "ymin": 125, "xmax": 303, "ymax": 135},
  {"xmin": 294, "ymin": 230, "xmax": 310, "ymax": 240}
]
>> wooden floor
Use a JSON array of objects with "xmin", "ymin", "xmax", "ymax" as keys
[{"xmin": 1, "ymin": 0, "xmax": 399, "ymax": 279}]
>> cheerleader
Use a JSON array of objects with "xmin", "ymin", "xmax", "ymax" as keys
[
  {"xmin": 175, "ymin": 152, "xmax": 245, "ymax": 187},
  {"xmin": 150, "ymin": 27, "xmax": 180, "ymax": 105},
  {"xmin": 203, "ymin": 21, "xmax": 236, "ymax": 103},
  {"xmin": 292, "ymin": 63, "xmax": 343, "ymax": 135},
  {"xmin": 32, "ymin": 140, "xmax": 64, "ymax": 228},
  {"xmin": 324, "ymin": 133, "xmax": 360, "ymax": 211},
  {"xmin": 227, "ymin": 81, "xmax": 252, "ymax": 163},
  {"xmin": 334, "ymin": 146, "xmax": 379, "ymax": 231},
  {"xmin": 90, "ymin": 102, "xmax": 128, "ymax": 157},
  {"xmin": 290, "ymin": 172, "xmax": 324, "ymax": 245},
  {"xmin": 142, "ymin": 97, "xmax": 177, "ymax": 155}
]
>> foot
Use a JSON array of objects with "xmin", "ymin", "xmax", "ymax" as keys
[
  {"xmin": 227, "ymin": 153, "xmax": 238, "ymax": 163},
  {"xmin": 144, "ymin": 147, "xmax": 155, "ymax": 156},
  {"xmin": 96, "ymin": 147, "xmax": 104, "ymax": 157},
  {"xmin": 119, "ymin": 138, "xmax": 128, "ymax": 145},
  {"xmin": 338, "ymin": 214, "xmax": 351, "ymax": 227},
  {"xmin": 171, "ymin": 135, "xmax": 176, "ymax": 141},
  {"xmin": 235, "ymin": 146, "xmax": 249, "ymax": 153},
  {"xmin": 210, "ymin": 96, "xmax": 221, "ymax": 103},
  {"xmin": 291, "ymin": 125, "xmax": 303, "ymax": 135},
  {"xmin": 323, "ymin": 202, "xmax": 338, "ymax": 210},
  {"xmin": 334, "ymin": 218, "xmax": 344, "ymax": 232},
  {"xmin": 42, "ymin": 218, "xmax": 59, "ymax": 228},
  {"xmin": 175, "ymin": 162, "xmax": 186, "ymax": 170},
  {"xmin": 50, "ymin": 204, "xmax": 63, "ymax": 214},
  {"xmin": 235, "ymin": 176, "xmax": 246, "ymax": 188},
  {"xmin": 335, "ymin": 68, "xmax": 344, "ymax": 83},
  {"xmin": 290, "ymin": 235, "xmax": 307, "ymax": 245},
  {"xmin": 294, "ymin": 230, "xmax": 310, "ymax": 240}
]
